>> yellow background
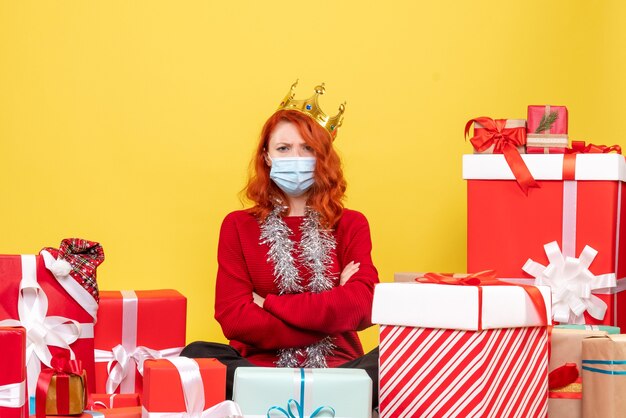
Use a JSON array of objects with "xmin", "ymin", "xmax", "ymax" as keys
[{"xmin": 1, "ymin": 1, "xmax": 625, "ymax": 351}]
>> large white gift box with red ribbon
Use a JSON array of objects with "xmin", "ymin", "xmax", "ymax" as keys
[
  {"xmin": 464, "ymin": 153, "xmax": 626, "ymax": 328},
  {"xmin": 0, "ymin": 248, "xmax": 101, "ymax": 404},
  {"xmin": 372, "ymin": 277, "xmax": 552, "ymax": 418},
  {"xmin": 93, "ymin": 289, "xmax": 186, "ymax": 394}
]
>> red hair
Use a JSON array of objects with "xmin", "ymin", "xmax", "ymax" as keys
[{"xmin": 244, "ymin": 110, "xmax": 347, "ymax": 228}]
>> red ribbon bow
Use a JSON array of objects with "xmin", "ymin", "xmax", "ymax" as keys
[
  {"xmin": 418, "ymin": 270, "xmax": 548, "ymax": 330},
  {"xmin": 548, "ymin": 363, "xmax": 580, "ymax": 391},
  {"xmin": 465, "ymin": 117, "xmax": 539, "ymax": 194},
  {"xmin": 567, "ymin": 140, "xmax": 622, "ymax": 155},
  {"xmin": 561, "ymin": 141, "xmax": 622, "ymax": 180},
  {"xmin": 36, "ymin": 353, "xmax": 86, "ymax": 418}
]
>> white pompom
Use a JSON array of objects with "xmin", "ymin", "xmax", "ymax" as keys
[{"xmin": 49, "ymin": 258, "xmax": 72, "ymax": 277}]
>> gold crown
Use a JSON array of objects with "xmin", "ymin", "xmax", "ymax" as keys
[{"xmin": 278, "ymin": 80, "xmax": 346, "ymax": 139}]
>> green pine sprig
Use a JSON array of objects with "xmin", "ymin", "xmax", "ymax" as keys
[{"xmin": 534, "ymin": 110, "xmax": 559, "ymax": 133}]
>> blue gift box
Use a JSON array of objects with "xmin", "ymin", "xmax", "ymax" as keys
[{"xmin": 233, "ymin": 367, "xmax": 372, "ymax": 418}]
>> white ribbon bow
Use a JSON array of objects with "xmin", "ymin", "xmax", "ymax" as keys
[
  {"xmin": 141, "ymin": 357, "xmax": 243, "ymax": 418},
  {"xmin": 0, "ymin": 255, "xmax": 83, "ymax": 397},
  {"xmin": 95, "ymin": 345, "xmax": 183, "ymax": 394},
  {"xmin": 0, "ymin": 380, "xmax": 26, "ymax": 408},
  {"xmin": 522, "ymin": 241, "xmax": 616, "ymax": 324}
]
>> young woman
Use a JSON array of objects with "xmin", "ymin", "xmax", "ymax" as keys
[{"xmin": 182, "ymin": 83, "xmax": 379, "ymax": 403}]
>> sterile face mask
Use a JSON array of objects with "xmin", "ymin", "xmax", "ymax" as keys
[{"xmin": 269, "ymin": 157, "xmax": 316, "ymax": 197}]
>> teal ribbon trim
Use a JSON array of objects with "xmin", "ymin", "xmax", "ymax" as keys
[
  {"xmin": 582, "ymin": 365, "xmax": 626, "ymax": 375},
  {"xmin": 582, "ymin": 359, "xmax": 626, "ymax": 375},
  {"xmin": 267, "ymin": 369, "xmax": 336, "ymax": 418},
  {"xmin": 582, "ymin": 360, "xmax": 626, "ymax": 365}
]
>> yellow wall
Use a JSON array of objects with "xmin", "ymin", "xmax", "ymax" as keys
[{"xmin": 1, "ymin": 1, "xmax": 625, "ymax": 351}]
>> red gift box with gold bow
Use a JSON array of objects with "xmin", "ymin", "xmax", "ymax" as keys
[{"xmin": 35, "ymin": 354, "xmax": 87, "ymax": 417}]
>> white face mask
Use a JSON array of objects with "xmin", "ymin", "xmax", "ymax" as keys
[{"xmin": 269, "ymin": 157, "xmax": 316, "ymax": 197}]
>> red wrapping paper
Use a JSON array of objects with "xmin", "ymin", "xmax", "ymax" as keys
[
  {"xmin": 93, "ymin": 290, "xmax": 186, "ymax": 394},
  {"xmin": 142, "ymin": 358, "xmax": 226, "ymax": 414},
  {"xmin": 527, "ymin": 146, "xmax": 567, "ymax": 154},
  {"xmin": 465, "ymin": 154, "xmax": 626, "ymax": 329},
  {"xmin": 0, "ymin": 327, "xmax": 27, "ymax": 418},
  {"xmin": 0, "ymin": 255, "xmax": 96, "ymax": 393},
  {"xmin": 31, "ymin": 406, "xmax": 142, "ymax": 418},
  {"xmin": 93, "ymin": 406, "xmax": 142, "ymax": 417},
  {"xmin": 528, "ymin": 105, "xmax": 568, "ymax": 135},
  {"xmin": 89, "ymin": 393, "xmax": 140, "ymax": 410},
  {"xmin": 378, "ymin": 325, "xmax": 548, "ymax": 417}
]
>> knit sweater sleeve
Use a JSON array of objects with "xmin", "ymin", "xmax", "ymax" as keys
[
  {"xmin": 263, "ymin": 210, "xmax": 378, "ymax": 335},
  {"xmin": 214, "ymin": 212, "xmax": 326, "ymax": 349}
]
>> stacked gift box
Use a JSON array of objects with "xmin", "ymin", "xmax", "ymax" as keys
[
  {"xmin": 7, "ymin": 105, "xmax": 626, "ymax": 417},
  {"xmin": 0, "ymin": 239, "xmax": 245, "ymax": 418},
  {"xmin": 462, "ymin": 106, "xmax": 626, "ymax": 417},
  {"xmin": 373, "ymin": 272, "xmax": 552, "ymax": 417},
  {"xmin": 1, "ymin": 239, "xmax": 373, "ymax": 418},
  {"xmin": 464, "ymin": 105, "xmax": 625, "ymax": 330},
  {"xmin": 374, "ymin": 106, "xmax": 626, "ymax": 417}
]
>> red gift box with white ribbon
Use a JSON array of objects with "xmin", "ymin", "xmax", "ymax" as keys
[
  {"xmin": 89, "ymin": 393, "xmax": 141, "ymax": 410},
  {"xmin": 0, "ymin": 327, "xmax": 27, "ymax": 418},
  {"xmin": 464, "ymin": 152, "xmax": 626, "ymax": 329},
  {"xmin": 372, "ymin": 276, "xmax": 552, "ymax": 418},
  {"xmin": 0, "ymin": 245, "xmax": 101, "ymax": 404},
  {"xmin": 93, "ymin": 290, "xmax": 186, "ymax": 394},
  {"xmin": 142, "ymin": 358, "xmax": 237, "ymax": 418}
]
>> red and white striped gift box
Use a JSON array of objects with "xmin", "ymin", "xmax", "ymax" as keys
[{"xmin": 372, "ymin": 280, "xmax": 552, "ymax": 418}]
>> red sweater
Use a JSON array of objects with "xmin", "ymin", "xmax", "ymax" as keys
[{"xmin": 214, "ymin": 208, "xmax": 379, "ymax": 367}]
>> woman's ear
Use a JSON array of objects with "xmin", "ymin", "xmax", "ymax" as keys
[{"xmin": 264, "ymin": 152, "xmax": 272, "ymax": 167}]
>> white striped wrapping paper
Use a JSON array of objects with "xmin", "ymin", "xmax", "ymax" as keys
[{"xmin": 379, "ymin": 324, "xmax": 549, "ymax": 418}]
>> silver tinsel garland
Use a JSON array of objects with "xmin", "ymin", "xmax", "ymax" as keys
[
  {"xmin": 260, "ymin": 205, "xmax": 303, "ymax": 294},
  {"xmin": 260, "ymin": 205, "xmax": 337, "ymax": 368}
]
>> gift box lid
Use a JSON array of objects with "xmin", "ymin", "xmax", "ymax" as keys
[
  {"xmin": 95, "ymin": 289, "xmax": 187, "ymax": 349},
  {"xmin": 372, "ymin": 282, "xmax": 551, "ymax": 330},
  {"xmin": 555, "ymin": 324, "xmax": 621, "ymax": 334},
  {"xmin": 463, "ymin": 154, "xmax": 626, "ymax": 181},
  {"xmin": 233, "ymin": 367, "xmax": 372, "ymax": 418}
]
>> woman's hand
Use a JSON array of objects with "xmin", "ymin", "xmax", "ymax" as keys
[
  {"xmin": 253, "ymin": 292, "xmax": 265, "ymax": 308},
  {"xmin": 340, "ymin": 261, "xmax": 360, "ymax": 286}
]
